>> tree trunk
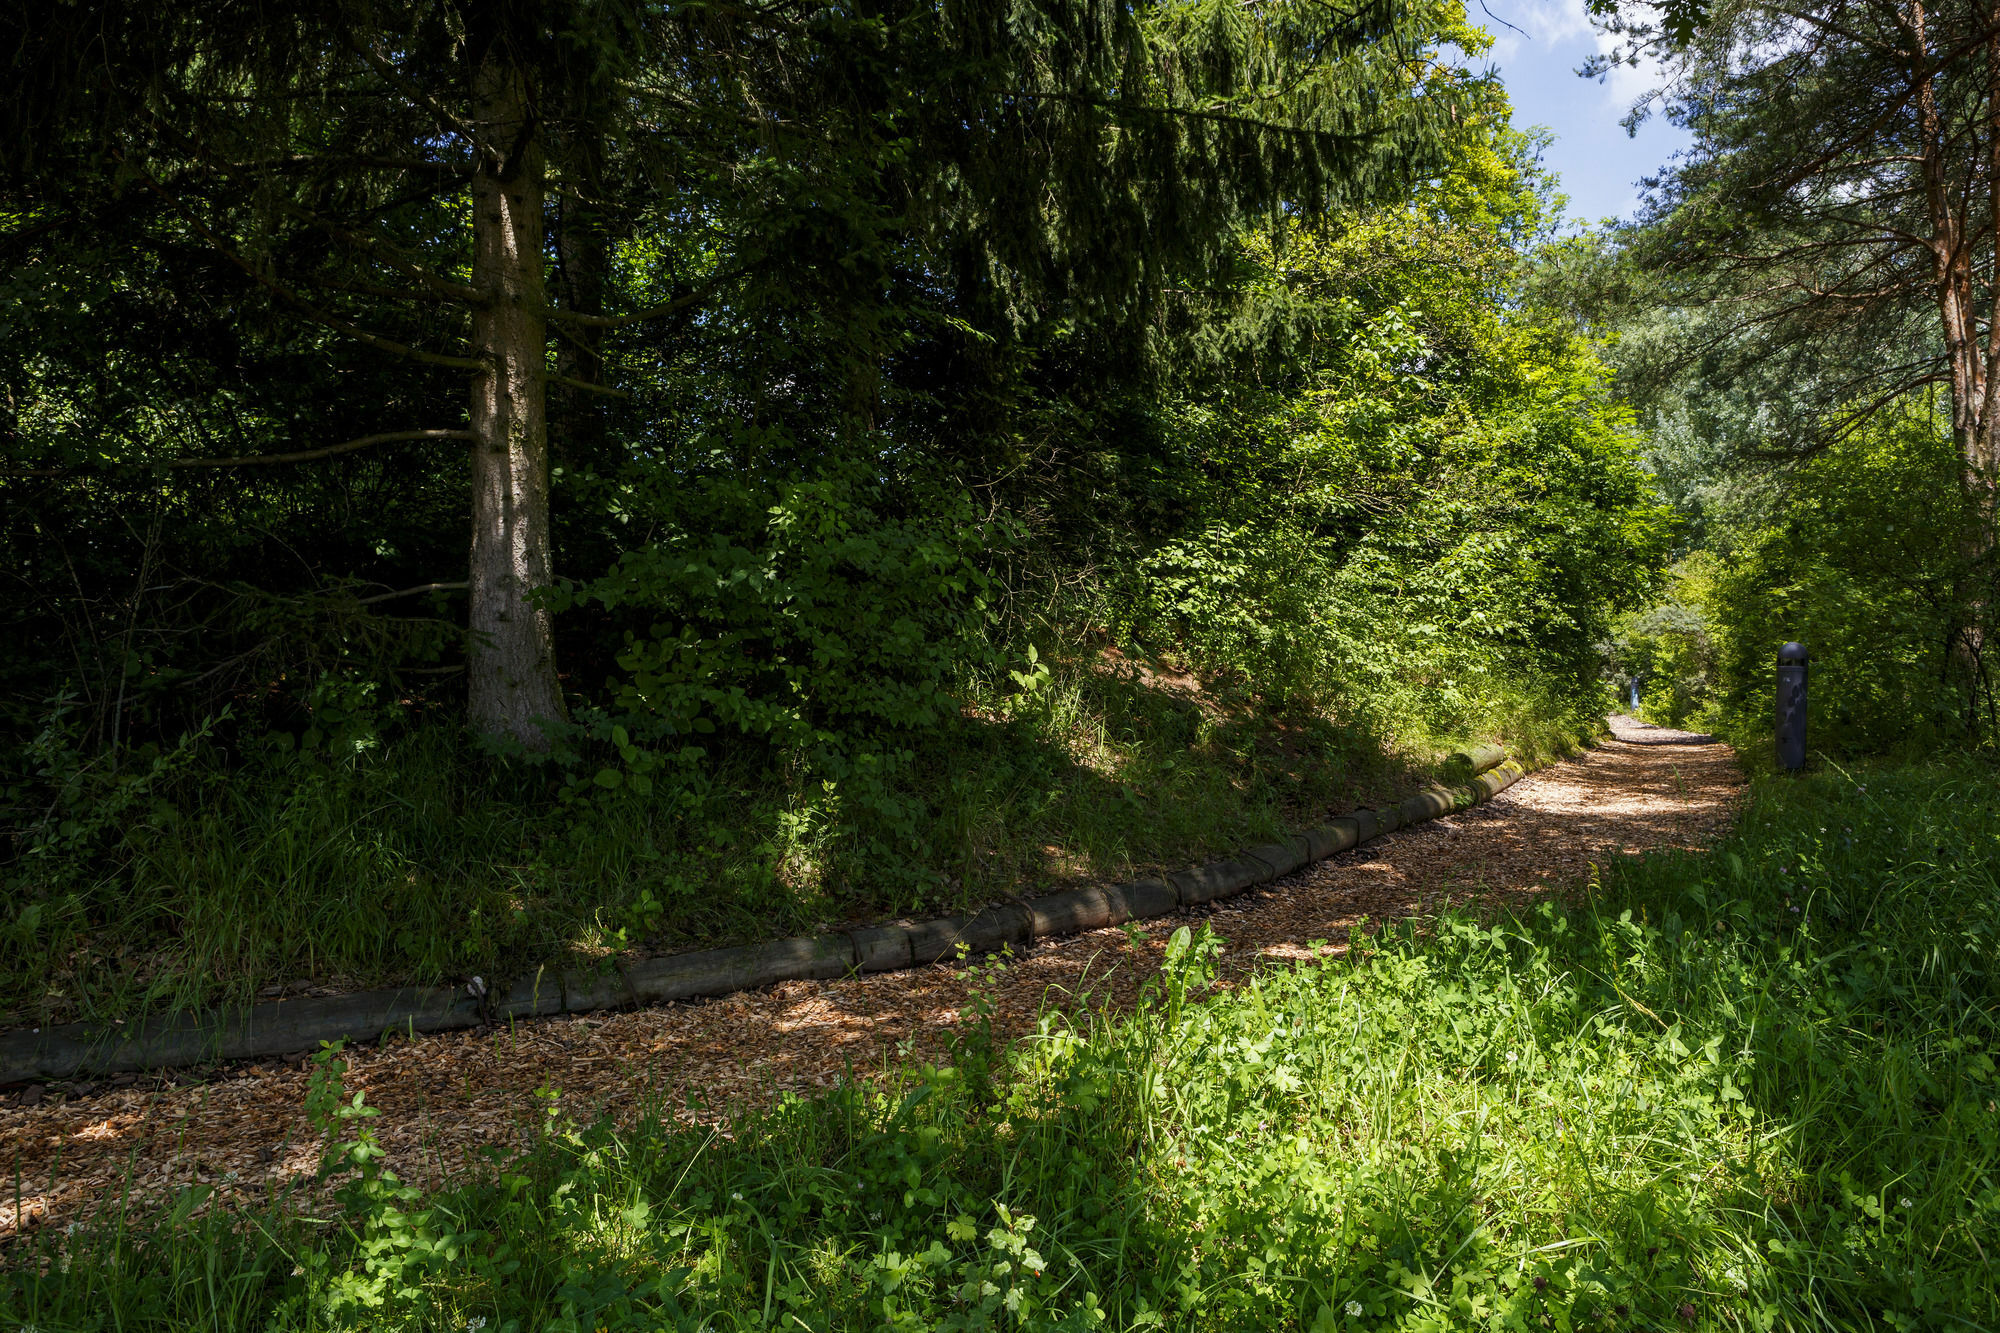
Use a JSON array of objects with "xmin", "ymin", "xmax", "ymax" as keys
[
  {"xmin": 466, "ymin": 44, "xmax": 565, "ymax": 746},
  {"xmin": 1910, "ymin": 0, "xmax": 1996, "ymax": 508},
  {"xmin": 1980, "ymin": 4, "xmax": 2000, "ymax": 496}
]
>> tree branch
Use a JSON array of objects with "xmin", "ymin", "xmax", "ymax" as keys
[
  {"xmin": 540, "ymin": 268, "xmax": 742, "ymax": 327},
  {"xmin": 547, "ymin": 373, "xmax": 630, "ymax": 398},
  {"xmin": 1006, "ymin": 90, "xmax": 1385, "ymax": 144},
  {"xmin": 3, "ymin": 429, "xmax": 475, "ymax": 478},
  {"xmin": 223, "ymin": 154, "xmax": 472, "ymax": 176},
  {"xmin": 356, "ymin": 581, "xmax": 470, "ymax": 604},
  {"xmin": 125, "ymin": 156, "xmax": 485, "ymax": 370},
  {"xmin": 348, "ymin": 39, "xmax": 501, "ymax": 161},
  {"xmin": 173, "ymin": 428, "xmax": 477, "ymax": 467}
]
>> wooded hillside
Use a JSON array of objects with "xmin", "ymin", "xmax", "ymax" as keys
[{"xmin": 0, "ymin": 0, "xmax": 1669, "ymax": 1026}]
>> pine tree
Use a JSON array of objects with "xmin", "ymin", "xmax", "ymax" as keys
[{"xmin": 1621, "ymin": 0, "xmax": 2000, "ymax": 522}]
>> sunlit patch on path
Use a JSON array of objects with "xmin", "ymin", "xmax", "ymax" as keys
[{"xmin": 0, "ymin": 723, "xmax": 1742, "ymax": 1234}]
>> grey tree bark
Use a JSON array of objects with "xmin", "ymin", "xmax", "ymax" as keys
[{"xmin": 466, "ymin": 43, "xmax": 565, "ymax": 746}]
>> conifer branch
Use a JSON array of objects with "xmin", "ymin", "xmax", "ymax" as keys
[
  {"xmin": 1007, "ymin": 90, "xmax": 1384, "ymax": 144},
  {"xmin": 170, "ymin": 429, "xmax": 478, "ymax": 468},
  {"xmin": 200, "ymin": 231, "xmax": 484, "ymax": 370},
  {"xmin": 124, "ymin": 158, "xmax": 484, "ymax": 371},
  {"xmin": 222, "ymin": 154, "xmax": 472, "ymax": 176},
  {"xmin": 282, "ymin": 206, "xmax": 487, "ymax": 305},
  {"xmin": 151, "ymin": 118, "xmax": 484, "ymax": 306},
  {"xmin": 348, "ymin": 39, "xmax": 501, "ymax": 161},
  {"xmin": 3, "ymin": 430, "xmax": 476, "ymax": 478}
]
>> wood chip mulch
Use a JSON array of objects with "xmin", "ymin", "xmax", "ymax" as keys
[{"xmin": 0, "ymin": 725, "xmax": 1743, "ymax": 1237}]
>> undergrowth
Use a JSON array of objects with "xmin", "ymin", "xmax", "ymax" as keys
[
  {"xmin": 6, "ymin": 758, "xmax": 1998, "ymax": 1329},
  {"xmin": 0, "ymin": 655, "xmax": 1582, "ymax": 1028}
]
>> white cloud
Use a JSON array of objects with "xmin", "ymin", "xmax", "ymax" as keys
[{"xmin": 1478, "ymin": 0, "xmax": 1668, "ymax": 109}]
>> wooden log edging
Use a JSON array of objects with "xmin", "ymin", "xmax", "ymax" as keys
[{"xmin": 0, "ymin": 750, "xmax": 1529, "ymax": 1084}]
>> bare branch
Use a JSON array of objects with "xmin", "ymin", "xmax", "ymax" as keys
[
  {"xmin": 356, "ymin": 581, "xmax": 470, "ymax": 604},
  {"xmin": 547, "ymin": 373, "xmax": 630, "ymax": 399}
]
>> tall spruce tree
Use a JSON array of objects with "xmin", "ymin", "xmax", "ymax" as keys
[{"xmin": 3, "ymin": 0, "xmax": 1489, "ymax": 745}]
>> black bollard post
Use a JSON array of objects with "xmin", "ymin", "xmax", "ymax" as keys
[{"xmin": 1776, "ymin": 642, "xmax": 1808, "ymax": 771}]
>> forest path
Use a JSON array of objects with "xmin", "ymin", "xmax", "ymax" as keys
[{"xmin": 0, "ymin": 720, "xmax": 1743, "ymax": 1235}]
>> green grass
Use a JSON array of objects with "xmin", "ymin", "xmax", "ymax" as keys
[
  {"xmin": 3, "ymin": 652, "xmax": 1565, "ymax": 1028},
  {"xmin": 8, "ymin": 758, "xmax": 1998, "ymax": 1330}
]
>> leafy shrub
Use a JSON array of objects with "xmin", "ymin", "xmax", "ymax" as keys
[
  {"xmin": 555, "ymin": 458, "xmax": 1005, "ymax": 861},
  {"xmin": 566, "ymin": 464, "xmax": 1001, "ymax": 751}
]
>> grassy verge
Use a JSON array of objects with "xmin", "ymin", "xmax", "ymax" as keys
[
  {"xmin": 8, "ymin": 759, "xmax": 1998, "ymax": 1329},
  {"xmin": 2, "ymin": 655, "xmax": 1581, "ymax": 1029}
]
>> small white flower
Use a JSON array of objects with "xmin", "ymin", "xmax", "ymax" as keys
[
  {"xmin": 1345, "ymin": 1300, "xmax": 1365, "ymax": 1317},
  {"xmin": 465, "ymin": 1319, "xmax": 487, "ymax": 1333},
  {"xmin": 730, "ymin": 1191, "xmax": 743, "ymax": 1201},
  {"xmin": 1900, "ymin": 1197, "xmax": 1913, "ymax": 1209},
  {"xmin": 1505, "ymin": 1052, "xmax": 1518, "ymax": 1064}
]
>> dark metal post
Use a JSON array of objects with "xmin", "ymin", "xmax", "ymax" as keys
[{"xmin": 1776, "ymin": 642, "xmax": 1808, "ymax": 771}]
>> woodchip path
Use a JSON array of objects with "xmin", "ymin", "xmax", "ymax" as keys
[{"xmin": 0, "ymin": 719, "xmax": 1743, "ymax": 1236}]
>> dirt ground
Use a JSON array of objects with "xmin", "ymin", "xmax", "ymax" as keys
[{"xmin": 0, "ymin": 719, "xmax": 1743, "ymax": 1236}]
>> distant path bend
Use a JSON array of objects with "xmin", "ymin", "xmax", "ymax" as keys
[
  {"xmin": 0, "ymin": 721, "xmax": 1743, "ymax": 1236},
  {"xmin": 1605, "ymin": 714, "xmax": 1719, "ymax": 746}
]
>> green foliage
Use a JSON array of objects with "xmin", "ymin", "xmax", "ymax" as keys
[
  {"xmin": 1093, "ymin": 125, "xmax": 1672, "ymax": 740},
  {"xmin": 0, "ymin": 49, "xmax": 1670, "ymax": 1022},
  {"xmin": 0, "ymin": 0, "xmax": 1498, "ymax": 750},
  {"xmin": 1608, "ymin": 0, "xmax": 2000, "ymax": 470},
  {"xmin": 1585, "ymin": 0, "xmax": 2000, "ymax": 764},
  {"xmin": 13, "ymin": 761, "xmax": 2000, "ymax": 1329},
  {"xmin": 551, "ymin": 460, "xmax": 1003, "ymax": 846},
  {"xmin": 1704, "ymin": 406, "xmax": 1991, "ymax": 755},
  {"xmin": 1615, "ymin": 403, "xmax": 2000, "ymax": 757},
  {"xmin": 1609, "ymin": 554, "xmax": 1719, "ymax": 728}
]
